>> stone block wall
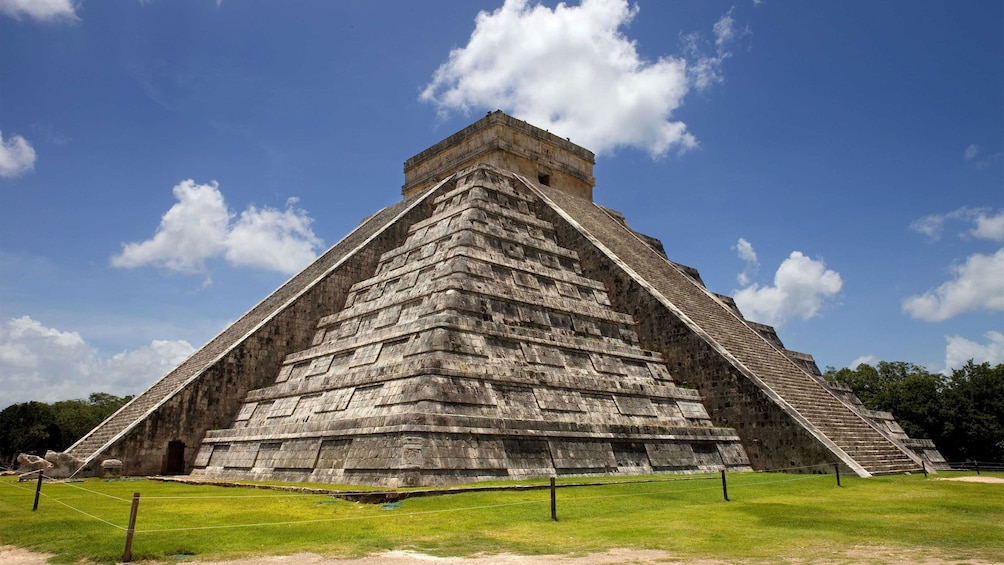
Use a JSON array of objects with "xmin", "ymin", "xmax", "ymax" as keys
[
  {"xmin": 189, "ymin": 166, "xmax": 749, "ymax": 487},
  {"xmin": 403, "ymin": 111, "xmax": 595, "ymax": 199}
]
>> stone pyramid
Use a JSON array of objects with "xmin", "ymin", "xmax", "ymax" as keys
[
  {"xmin": 68, "ymin": 112, "xmax": 937, "ymax": 484},
  {"xmin": 189, "ymin": 166, "xmax": 748, "ymax": 486}
]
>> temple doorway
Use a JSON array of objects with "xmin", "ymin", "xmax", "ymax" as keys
[{"xmin": 164, "ymin": 441, "xmax": 185, "ymax": 474}]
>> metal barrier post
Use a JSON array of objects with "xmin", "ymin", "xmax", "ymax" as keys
[
  {"xmin": 834, "ymin": 463, "xmax": 841, "ymax": 487},
  {"xmin": 720, "ymin": 469, "xmax": 729, "ymax": 501},
  {"xmin": 122, "ymin": 492, "xmax": 140, "ymax": 562},
  {"xmin": 975, "ymin": 461, "xmax": 981, "ymax": 476},
  {"xmin": 32, "ymin": 472, "xmax": 43, "ymax": 511}
]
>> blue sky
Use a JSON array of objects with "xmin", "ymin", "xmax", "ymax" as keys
[{"xmin": 1, "ymin": 0, "xmax": 1001, "ymax": 408}]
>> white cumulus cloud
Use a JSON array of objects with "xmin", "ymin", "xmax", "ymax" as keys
[
  {"xmin": 111, "ymin": 179, "xmax": 322, "ymax": 276},
  {"xmin": 902, "ymin": 247, "xmax": 1004, "ymax": 322},
  {"xmin": 421, "ymin": 0, "xmax": 742, "ymax": 157},
  {"xmin": 111, "ymin": 180, "xmax": 229, "ymax": 273},
  {"xmin": 906, "ymin": 208, "xmax": 1004, "ymax": 321},
  {"xmin": 945, "ymin": 331, "xmax": 1004, "ymax": 371},
  {"xmin": 0, "ymin": 0, "xmax": 77, "ymax": 23},
  {"xmin": 0, "ymin": 130, "xmax": 37, "ymax": 178},
  {"xmin": 0, "ymin": 316, "xmax": 195, "ymax": 409},
  {"xmin": 733, "ymin": 250, "xmax": 843, "ymax": 327},
  {"xmin": 224, "ymin": 198, "xmax": 323, "ymax": 274}
]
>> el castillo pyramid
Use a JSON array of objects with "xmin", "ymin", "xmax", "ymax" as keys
[{"xmin": 67, "ymin": 112, "xmax": 944, "ymax": 486}]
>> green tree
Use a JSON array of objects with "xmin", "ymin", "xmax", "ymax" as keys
[
  {"xmin": 941, "ymin": 362, "xmax": 1004, "ymax": 462},
  {"xmin": 0, "ymin": 393, "xmax": 132, "ymax": 468},
  {"xmin": 826, "ymin": 360, "xmax": 1004, "ymax": 462},
  {"xmin": 52, "ymin": 393, "xmax": 132, "ymax": 450},
  {"xmin": 0, "ymin": 402, "xmax": 60, "ymax": 467}
]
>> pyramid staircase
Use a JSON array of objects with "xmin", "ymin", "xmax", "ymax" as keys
[{"xmin": 532, "ymin": 180, "xmax": 921, "ymax": 476}]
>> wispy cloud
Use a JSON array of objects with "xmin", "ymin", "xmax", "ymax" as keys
[
  {"xmin": 733, "ymin": 247, "xmax": 843, "ymax": 327},
  {"xmin": 0, "ymin": 316, "xmax": 194, "ymax": 408},
  {"xmin": 0, "ymin": 0, "xmax": 77, "ymax": 23},
  {"xmin": 681, "ymin": 6, "xmax": 748, "ymax": 91},
  {"xmin": 971, "ymin": 210, "xmax": 1004, "ymax": 242},
  {"xmin": 910, "ymin": 207, "xmax": 1004, "ymax": 242},
  {"xmin": 421, "ymin": 0, "xmax": 744, "ymax": 157},
  {"xmin": 111, "ymin": 180, "xmax": 323, "ymax": 277},
  {"xmin": 850, "ymin": 355, "xmax": 877, "ymax": 369},
  {"xmin": 733, "ymin": 237, "xmax": 759, "ymax": 286},
  {"xmin": 963, "ymin": 143, "xmax": 1003, "ymax": 169},
  {"xmin": 0, "ymin": 130, "xmax": 36, "ymax": 178},
  {"xmin": 905, "ymin": 208, "xmax": 1004, "ymax": 322}
]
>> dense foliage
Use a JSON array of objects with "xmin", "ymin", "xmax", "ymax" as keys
[
  {"xmin": 0, "ymin": 393, "xmax": 131, "ymax": 467},
  {"xmin": 825, "ymin": 361, "xmax": 1004, "ymax": 463}
]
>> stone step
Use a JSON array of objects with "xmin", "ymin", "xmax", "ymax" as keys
[{"xmin": 541, "ymin": 186, "xmax": 917, "ymax": 477}]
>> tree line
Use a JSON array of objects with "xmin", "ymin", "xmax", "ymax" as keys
[
  {"xmin": 824, "ymin": 360, "xmax": 1004, "ymax": 463},
  {"xmin": 0, "ymin": 392, "xmax": 132, "ymax": 468}
]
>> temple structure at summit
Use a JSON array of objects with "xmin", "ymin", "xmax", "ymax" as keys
[{"xmin": 67, "ymin": 111, "xmax": 942, "ymax": 486}]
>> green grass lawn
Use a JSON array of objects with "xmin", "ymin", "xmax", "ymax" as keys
[{"xmin": 1, "ymin": 471, "xmax": 1002, "ymax": 564}]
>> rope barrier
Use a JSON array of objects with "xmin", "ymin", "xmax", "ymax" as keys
[
  {"xmin": 557, "ymin": 479, "xmax": 725, "ymax": 502},
  {"xmin": 728, "ymin": 473, "xmax": 830, "ymax": 488},
  {"xmin": 134, "ymin": 498, "xmax": 544, "ymax": 533},
  {"xmin": 51, "ymin": 480, "xmax": 133, "ymax": 502},
  {"xmin": 35, "ymin": 490, "xmax": 128, "ymax": 531},
  {"xmin": 0, "ymin": 478, "xmax": 38, "ymax": 492},
  {"xmin": 140, "ymin": 493, "xmax": 330, "ymax": 500},
  {"xmin": 756, "ymin": 463, "xmax": 836, "ymax": 473},
  {"xmin": 0, "ymin": 463, "xmax": 875, "ymax": 539}
]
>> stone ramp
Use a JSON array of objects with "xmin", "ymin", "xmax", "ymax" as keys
[
  {"xmin": 532, "ymin": 181, "xmax": 920, "ymax": 476},
  {"xmin": 65, "ymin": 194, "xmax": 422, "ymax": 467}
]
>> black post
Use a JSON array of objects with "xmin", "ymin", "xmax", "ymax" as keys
[
  {"xmin": 975, "ymin": 461, "xmax": 981, "ymax": 476},
  {"xmin": 32, "ymin": 472, "xmax": 43, "ymax": 511},
  {"xmin": 720, "ymin": 469, "xmax": 729, "ymax": 502},
  {"xmin": 922, "ymin": 459, "xmax": 928, "ymax": 478},
  {"xmin": 550, "ymin": 477, "xmax": 557, "ymax": 521},
  {"xmin": 834, "ymin": 463, "xmax": 841, "ymax": 487},
  {"xmin": 122, "ymin": 492, "xmax": 140, "ymax": 562}
]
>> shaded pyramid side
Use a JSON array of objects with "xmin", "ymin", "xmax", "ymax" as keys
[
  {"xmin": 530, "ymin": 178, "xmax": 922, "ymax": 476},
  {"xmin": 192, "ymin": 166, "xmax": 749, "ymax": 487}
]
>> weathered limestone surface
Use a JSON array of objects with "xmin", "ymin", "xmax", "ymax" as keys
[
  {"xmin": 192, "ymin": 168, "xmax": 748, "ymax": 486},
  {"xmin": 42, "ymin": 450, "xmax": 85, "ymax": 479},
  {"xmin": 16, "ymin": 453, "xmax": 51, "ymax": 473},
  {"xmin": 403, "ymin": 111, "xmax": 595, "ymax": 200}
]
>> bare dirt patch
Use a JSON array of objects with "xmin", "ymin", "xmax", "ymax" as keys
[
  {"xmin": 0, "ymin": 546, "xmax": 53, "ymax": 565},
  {"xmin": 4, "ymin": 545, "xmax": 1003, "ymax": 565},
  {"xmin": 937, "ymin": 476, "xmax": 1004, "ymax": 484}
]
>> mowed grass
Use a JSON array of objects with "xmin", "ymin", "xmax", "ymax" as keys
[{"xmin": 1, "ymin": 471, "xmax": 1002, "ymax": 563}]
